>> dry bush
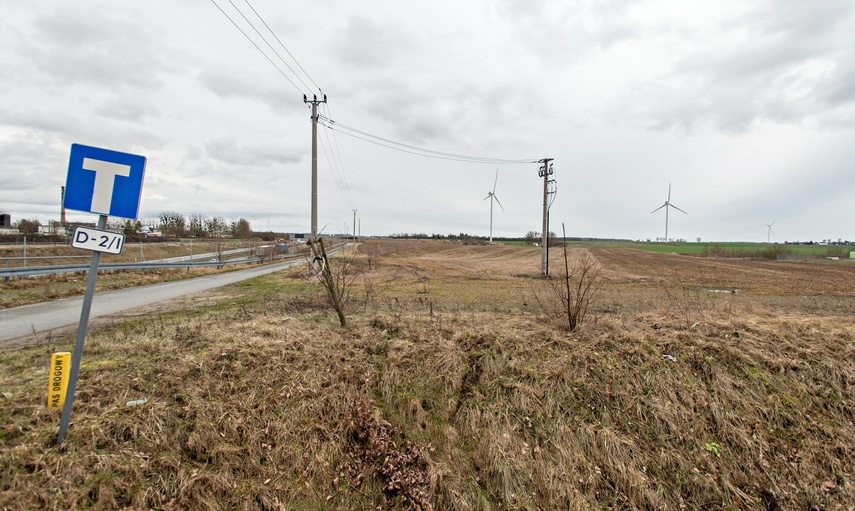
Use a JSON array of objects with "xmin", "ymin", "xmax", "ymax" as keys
[
  {"xmin": 534, "ymin": 248, "xmax": 602, "ymax": 332},
  {"xmin": 308, "ymin": 238, "xmax": 362, "ymax": 326}
]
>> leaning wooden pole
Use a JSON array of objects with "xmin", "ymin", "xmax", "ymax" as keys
[{"xmin": 308, "ymin": 237, "xmax": 347, "ymax": 327}]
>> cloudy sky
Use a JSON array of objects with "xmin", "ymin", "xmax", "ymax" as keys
[{"xmin": 1, "ymin": 0, "xmax": 853, "ymax": 242}]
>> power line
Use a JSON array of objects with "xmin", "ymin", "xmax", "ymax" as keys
[
  {"xmin": 225, "ymin": 0, "xmax": 314, "ymax": 93},
  {"xmin": 209, "ymin": 0, "xmax": 306, "ymax": 95},
  {"xmin": 241, "ymin": 0, "xmax": 322, "ymax": 93},
  {"xmin": 318, "ymin": 116, "xmax": 537, "ymax": 164},
  {"xmin": 318, "ymin": 121, "xmax": 356, "ymax": 210},
  {"xmin": 321, "ymin": 102, "xmax": 356, "ymax": 208}
]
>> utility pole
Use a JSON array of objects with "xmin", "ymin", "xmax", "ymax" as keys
[
  {"xmin": 546, "ymin": 179, "xmax": 557, "ymax": 275},
  {"xmin": 538, "ymin": 158, "xmax": 554, "ymax": 277},
  {"xmin": 60, "ymin": 186, "xmax": 66, "ymax": 226},
  {"xmin": 303, "ymin": 94, "xmax": 327, "ymax": 237},
  {"xmin": 352, "ymin": 209, "xmax": 357, "ymax": 240}
]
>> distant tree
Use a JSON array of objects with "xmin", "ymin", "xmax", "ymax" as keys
[
  {"xmin": 232, "ymin": 218, "xmax": 252, "ymax": 239},
  {"xmin": 188, "ymin": 214, "xmax": 207, "ymax": 238},
  {"xmin": 523, "ymin": 231, "xmax": 540, "ymax": 245},
  {"xmin": 123, "ymin": 220, "xmax": 140, "ymax": 237},
  {"xmin": 158, "ymin": 211, "xmax": 186, "ymax": 238},
  {"xmin": 15, "ymin": 219, "xmax": 41, "ymax": 234},
  {"xmin": 254, "ymin": 231, "xmax": 276, "ymax": 241},
  {"xmin": 205, "ymin": 216, "xmax": 227, "ymax": 238}
]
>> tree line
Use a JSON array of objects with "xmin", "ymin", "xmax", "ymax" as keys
[{"xmin": 155, "ymin": 212, "xmax": 253, "ymax": 239}]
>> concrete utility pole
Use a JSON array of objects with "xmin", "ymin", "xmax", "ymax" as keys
[
  {"xmin": 539, "ymin": 158, "xmax": 554, "ymax": 277},
  {"xmin": 304, "ymin": 94, "xmax": 327, "ymax": 237},
  {"xmin": 352, "ymin": 209, "xmax": 357, "ymax": 240}
]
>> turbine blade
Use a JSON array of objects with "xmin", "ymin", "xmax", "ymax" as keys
[
  {"xmin": 483, "ymin": 194, "xmax": 491, "ymax": 201},
  {"xmin": 670, "ymin": 203, "xmax": 688, "ymax": 214},
  {"xmin": 650, "ymin": 203, "xmax": 667, "ymax": 214},
  {"xmin": 493, "ymin": 169, "xmax": 499, "ymax": 194},
  {"xmin": 494, "ymin": 195, "xmax": 505, "ymax": 212}
]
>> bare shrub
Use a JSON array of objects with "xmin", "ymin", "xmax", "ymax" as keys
[
  {"xmin": 535, "ymin": 224, "xmax": 602, "ymax": 331},
  {"xmin": 308, "ymin": 237, "xmax": 359, "ymax": 327}
]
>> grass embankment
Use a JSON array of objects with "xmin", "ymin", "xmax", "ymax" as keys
[{"xmin": 1, "ymin": 241, "xmax": 854, "ymax": 510}]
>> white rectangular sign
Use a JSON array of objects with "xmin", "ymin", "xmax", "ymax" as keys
[{"xmin": 71, "ymin": 226, "xmax": 125, "ymax": 255}]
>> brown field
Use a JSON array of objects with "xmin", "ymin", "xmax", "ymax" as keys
[{"xmin": 1, "ymin": 239, "xmax": 854, "ymax": 510}]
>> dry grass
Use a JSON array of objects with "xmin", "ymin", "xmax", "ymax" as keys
[{"xmin": 1, "ymin": 239, "xmax": 854, "ymax": 510}]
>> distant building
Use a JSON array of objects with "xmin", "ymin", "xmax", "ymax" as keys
[
  {"xmin": 38, "ymin": 222, "xmax": 67, "ymax": 236},
  {"xmin": 0, "ymin": 212, "xmax": 17, "ymax": 234}
]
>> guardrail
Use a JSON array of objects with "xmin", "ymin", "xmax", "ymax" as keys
[
  {"xmin": 0, "ymin": 242, "xmax": 348, "ymax": 279},
  {"xmin": 0, "ymin": 257, "xmax": 273, "ymax": 279}
]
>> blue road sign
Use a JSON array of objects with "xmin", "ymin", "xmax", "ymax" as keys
[{"xmin": 64, "ymin": 144, "xmax": 147, "ymax": 219}]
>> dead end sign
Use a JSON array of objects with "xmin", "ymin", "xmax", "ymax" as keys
[
  {"xmin": 64, "ymin": 144, "xmax": 147, "ymax": 219},
  {"xmin": 57, "ymin": 143, "xmax": 147, "ymax": 445}
]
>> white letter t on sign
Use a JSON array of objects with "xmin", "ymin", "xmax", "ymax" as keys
[{"xmin": 82, "ymin": 158, "xmax": 131, "ymax": 214}]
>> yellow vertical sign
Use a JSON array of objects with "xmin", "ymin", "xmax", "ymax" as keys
[{"xmin": 47, "ymin": 352, "xmax": 71, "ymax": 409}]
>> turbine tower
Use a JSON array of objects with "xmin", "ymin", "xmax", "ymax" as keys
[
  {"xmin": 484, "ymin": 170, "xmax": 504, "ymax": 242},
  {"xmin": 765, "ymin": 221, "xmax": 775, "ymax": 243},
  {"xmin": 650, "ymin": 183, "xmax": 687, "ymax": 242}
]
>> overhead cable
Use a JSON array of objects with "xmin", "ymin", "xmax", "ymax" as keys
[
  {"xmin": 318, "ymin": 122, "xmax": 356, "ymax": 210},
  {"xmin": 318, "ymin": 116, "xmax": 538, "ymax": 165},
  {"xmin": 209, "ymin": 0, "xmax": 307, "ymax": 95},
  {"xmin": 227, "ymin": 0, "xmax": 314, "ymax": 93},
  {"xmin": 320, "ymin": 102, "xmax": 356, "ymax": 207},
  {"xmin": 241, "ymin": 0, "xmax": 322, "ymax": 93}
]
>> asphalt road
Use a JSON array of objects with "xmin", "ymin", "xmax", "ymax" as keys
[{"xmin": 0, "ymin": 256, "xmax": 312, "ymax": 346}]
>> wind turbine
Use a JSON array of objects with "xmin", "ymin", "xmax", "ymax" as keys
[
  {"xmin": 650, "ymin": 183, "xmax": 687, "ymax": 242},
  {"xmin": 484, "ymin": 169, "xmax": 504, "ymax": 242},
  {"xmin": 765, "ymin": 221, "xmax": 775, "ymax": 243}
]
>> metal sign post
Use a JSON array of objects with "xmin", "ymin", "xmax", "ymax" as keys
[
  {"xmin": 56, "ymin": 144, "xmax": 146, "ymax": 444},
  {"xmin": 57, "ymin": 214, "xmax": 107, "ymax": 444}
]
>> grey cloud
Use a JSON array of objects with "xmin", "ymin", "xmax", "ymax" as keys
[
  {"xmin": 490, "ymin": 0, "xmax": 644, "ymax": 64},
  {"xmin": 205, "ymin": 137, "xmax": 304, "ymax": 167},
  {"xmin": 0, "ymin": 107, "xmax": 80, "ymax": 136},
  {"xmin": 333, "ymin": 16, "xmax": 415, "ymax": 69},
  {"xmin": 15, "ymin": 6, "xmax": 172, "ymax": 91},
  {"xmin": 817, "ymin": 49, "xmax": 855, "ymax": 106},
  {"xmin": 197, "ymin": 67, "xmax": 299, "ymax": 114},
  {"xmin": 0, "ymin": 136, "xmax": 67, "ymax": 219},
  {"xmin": 619, "ymin": 1, "xmax": 855, "ymax": 132},
  {"xmin": 94, "ymin": 98, "xmax": 159, "ymax": 122},
  {"xmin": 361, "ymin": 81, "xmax": 472, "ymax": 144},
  {"xmin": 746, "ymin": 0, "xmax": 855, "ymax": 37},
  {"xmin": 0, "ymin": 103, "xmax": 168, "ymax": 153},
  {"xmin": 199, "ymin": 68, "xmax": 262, "ymax": 98}
]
